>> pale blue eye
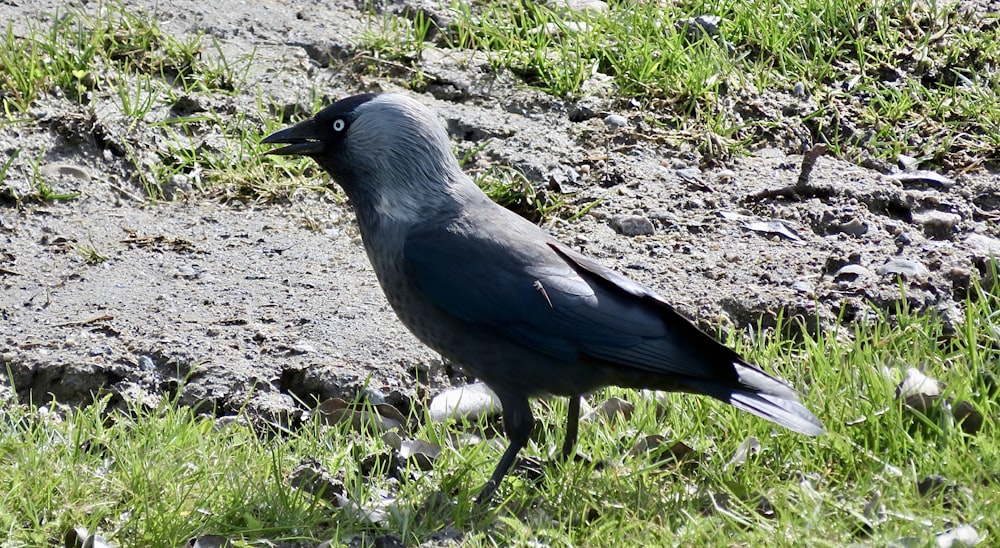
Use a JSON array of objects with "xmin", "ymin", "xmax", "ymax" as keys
[{"xmin": 332, "ymin": 119, "xmax": 346, "ymax": 132}]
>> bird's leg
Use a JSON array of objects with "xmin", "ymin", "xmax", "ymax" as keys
[
  {"xmin": 475, "ymin": 397, "xmax": 533, "ymax": 505},
  {"xmin": 560, "ymin": 395, "xmax": 581, "ymax": 460}
]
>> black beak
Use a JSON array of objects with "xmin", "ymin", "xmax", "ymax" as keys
[{"xmin": 262, "ymin": 118, "xmax": 326, "ymax": 156}]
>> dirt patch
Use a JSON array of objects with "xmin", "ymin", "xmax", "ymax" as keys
[{"xmin": 1, "ymin": 0, "xmax": 999, "ymax": 420}]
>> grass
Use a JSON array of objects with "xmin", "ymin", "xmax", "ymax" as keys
[
  {"xmin": 2, "ymin": 278, "xmax": 997, "ymax": 546},
  {"xmin": 357, "ymin": 0, "xmax": 1000, "ymax": 169},
  {"xmin": 0, "ymin": 0, "xmax": 273, "ymax": 202}
]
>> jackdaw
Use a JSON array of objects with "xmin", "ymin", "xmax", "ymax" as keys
[{"xmin": 263, "ymin": 93, "xmax": 825, "ymax": 503}]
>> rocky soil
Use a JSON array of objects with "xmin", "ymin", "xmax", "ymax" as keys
[{"xmin": 2, "ymin": 0, "xmax": 999, "ymax": 424}]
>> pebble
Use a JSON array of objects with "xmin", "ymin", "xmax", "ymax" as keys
[
  {"xmin": 934, "ymin": 525, "xmax": 980, "ymax": 548},
  {"xmin": 39, "ymin": 163, "xmax": 91, "ymax": 183},
  {"xmin": 89, "ymin": 346, "xmax": 110, "ymax": 356},
  {"xmin": 715, "ymin": 168, "xmax": 736, "ymax": 181},
  {"xmin": 429, "ymin": 383, "xmax": 502, "ymax": 423},
  {"xmin": 896, "ymin": 367, "xmax": 941, "ymax": 399},
  {"xmin": 833, "ymin": 264, "xmax": 872, "ymax": 282},
  {"xmin": 790, "ymin": 280, "xmax": 813, "ymax": 294},
  {"xmin": 568, "ymin": 104, "xmax": 596, "ymax": 122},
  {"xmin": 610, "ymin": 214, "xmax": 655, "ymax": 236},
  {"xmin": 675, "ymin": 166, "xmax": 702, "ymax": 180},
  {"xmin": 290, "ymin": 342, "xmax": 317, "ymax": 354},
  {"xmin": 896, "ymin": 153, "xmax": 919, "ymax": 171},
  {"xmin": 582, "ymin": 396, "xmax": 635, "ymax": 422},
  {"xmin": 603, "ymin": 114, "xmax": 627, "ymax": 128},
  {"xmin": 138, "ymin": 355, "xmax": 156, "ymax": 371},
  {"xmin": 875, "ymin": 258, "xmax": 929, "ymax": 279},
  {"xmin": 828, "ymin": 218, "xmax": 869, "ymax": 237},
  {"xmin": 162, "ymin": 174, "xmax": 193, "ymax": 200},
  {"xmin": 362, "ymin": 387, "xmax": 388, "ymax": 405},
  {"xmin": 963, "ymin": 233, "xmax": 1000, "ymax": 259},
  {"xmin": 675, "ymin": 15, "xmax": 722, "ymax": 40},
  {"xmin": 546, "ymin": 166, "xmax": 579, "ymax": 188},
  {"xmin": 911, "ymin": 209, "xmax": 960, "ymax": 240},
  {"xmin": 887, "ymin": 170, "xmax": 955, "ymax": 188}
]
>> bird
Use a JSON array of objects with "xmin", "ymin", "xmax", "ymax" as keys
[{"xmin": 262, "ymin": 93, "xmax": 825, "ymax": 504}]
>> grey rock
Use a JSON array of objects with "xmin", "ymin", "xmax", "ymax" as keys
[
  {"xmin": 828, "ymin": 218, "xmax": 868, "ymax": 237},
  {"xmin": 603, "ymin": 114, "xmax": 627, "ymax": 128},
  {"xmin": 912, "ymin": 209, "xmax": 960, "ymax": 240},
  {"xmin": 897, "ymin": 153, "xmax": 919, "ymax": 171},
  {"xmin": 934, "ymin": 525, "xmax": 980, "ymax": 548},
  {"xmin": 676, "ymin": 15, "xmax": 723, "ymax": 40},
  {"xmin": 876, "ymin": 258, "xmax": 929, "ymax": 279},
  {"xmin": 790, "ymin": 280, "xmax": 813, "ymax": 294},
  {"xmin": 833, "ymin": 264, "xmax": 873, "ymax": 282},
  {"xmin": 610, "ymin": 214, "xmax": 655, "ymax": 236},
  {"xmin": 963, "ymin": 233, "xmax": 1000, "ymax": 259},
  {"xmin": 162, "ymin": 174, "xmax": 193, "ymax": 200},
  {"xmin": 429, "ymin": 383, "xmax": 502, "ymax": 423},
  {"xmin": 39, "ymin": 163, "xmax": 91, "ymax": 183},
  {"xmin": 887, "ymin": 170, "xmax": 955, "ymax": 188},
  {"xmin": 675, "ymin": 166, "xmax": 702, "ymax": 180}
]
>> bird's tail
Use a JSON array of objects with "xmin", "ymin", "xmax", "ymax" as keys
[{"xmin": 688, "ymin": 362, "xmax": 825, "ymax": 436}]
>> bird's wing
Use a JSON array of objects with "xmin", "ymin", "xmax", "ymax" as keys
[
  {"xmin": 533, "ymin": 241, "xmax": 823, "ymax": 435},
  {"xmin": 401, "ymin": 210, "xmax": 732, "ymax": 378}
]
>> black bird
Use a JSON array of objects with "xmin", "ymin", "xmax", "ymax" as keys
[{"xmin": 263, "ymin": 93, "xmax": 824, "ymax": 503}]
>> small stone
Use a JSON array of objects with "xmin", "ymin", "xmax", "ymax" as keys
[
  {"xmin": 828, "ymin": 218, "xmax": 868, "ymax": 236},
  {"xmin": 790, "ymin": 280, "xmax": 813, "ymax": 294},
  {"xmin": 963, "ymin": 234, "xmax": 1000, "ymax": 260},
  {"xmin": 896, "ymin": 367, "xmax": 941, "ymax": 400},
  {"xmin": 887, "ymin": 170, "xmax": 955, "ymax": 188},
  {"xmin": 791, "ymin": 81, "xmax": 806, "ymax": 98},
  {"xmin": 675, "ymin": 166, "xmax": 702, "ymax": 180},
  {"xmin": 935, "ymin": 525, "xmax": 980, "ymax": 548},
  {"xmin": 603, "ymin": 114, "xmax": 627, "ymax": 128},
  {"xmin": 912, "ymin": 210, "xmax": 960, "ymax": 240},
  {"xmin": 715, "ymin": 168, "xmax": 736, "ymax": 181},
  {"xmin": 897, "ymin": 153, "xmax": 919, "ymax": 171},
  {"xmin": 583, "ymin": 396, "xmax": 634, "ymax": 421},
  {"xmin": 39, "ymin": 163, "xmax": 91, "ymax": 183},
  {"xmin": 429, "ymin": 383, "xmax": 502, "ymax": 423},
  {"xmin": 138, "ymin": 355, "xmax": 156, "ymax": 371},
  {"xmin": 569, "ymin": 104, "xmax": 596, "ymax": 122},
  {"xmin": 833, "ymin": 264, "xmax": 872, "ymax": 282},
  {"xmin": 171, "ymin": 95, "xmax": 205, "ymax": 115},
  {"xmin": 952, "ymin": 400, "xmax": 983, "ymax": 434},
  {"xmin": 676, "ymin": 15, "xmax": 722, "ymax": 40},
  {"xmin": 162, "ymin": 174, "xmax": 193, "ymax": 200},
  {"xmin": 610, "ymin": 214, "xmax": 654, "ymax": 236},
  {"xmin": 876, "ymin": 258, "xmax": 928, "ymax": 279},
  {"xmin": 362, "ymin": 387, "xmax": 388, "ymax": 405},
  {"xmin": 89, "ymin": 346, "xmax": 110, "ymax": 356},
  {"xmin": 290, "ymin": 342, "xmax": 317, "ymax": 354}
]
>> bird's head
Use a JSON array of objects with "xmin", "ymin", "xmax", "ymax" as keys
[{"xmin": 263, "ymin": 93, "xmax": 470, "ymax": 224}]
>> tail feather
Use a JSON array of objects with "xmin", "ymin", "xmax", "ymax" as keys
[
  {"xmin": 728, "ymin": 391, "xmax": 825, "ymax": 436},
  {"xmin": 688, "ymin": 361, "xmax": 825, "ymax": 436}
]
